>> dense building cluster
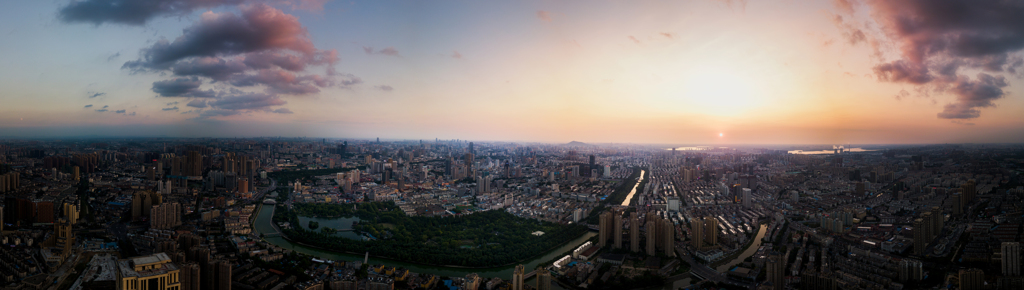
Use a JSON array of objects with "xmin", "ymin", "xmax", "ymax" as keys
[{"xmin": 0, "ymin": 139, "xmax": 1020, "ymax": 289}]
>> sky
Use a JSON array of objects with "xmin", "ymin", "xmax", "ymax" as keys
[{"xmin": 1, "ymin": 0, "xmax": 1023, "ymax": 144}]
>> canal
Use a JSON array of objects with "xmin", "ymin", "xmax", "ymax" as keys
[
  {"xmin": 715, "ymin": 224, "xmax": 768, "ymax": 272},
  {"xmin": 253, "ymin": 202, "xmax": 598, "ymax": 279},
  {"xmin": 621, "ymin": 170, "xmax": 646, "ymax": 206}
]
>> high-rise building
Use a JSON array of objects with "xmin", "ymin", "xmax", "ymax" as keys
[
  {"xmin": 536, "ymin": 266, "xmax": 551, "ymax": 290},
  {"xmin": 180, "ymin": 262, "xmax": 201, "ymax": 290},
  {"xmin": 238, "ymin": 178, "xmax": 249, "ymax": 194},
  {"xmin": 646, "ymin": 217, "xmax": 658, "ymax": 256},
  {"xmin": 704, "ymin": 216, "xmax": 718, "ymax": 247},
  {"xmin": 913, "ymin": 218, "xmax": 927, "ymax": 255},
  {"xmin": 961, "ymin": 179, "xmax": 977, "ymax": 210},
  {"xmin": 690, "ymin": 218, "xmax": 704, "ymax": 249},
  {"xmin": 216, "ymin": 260, "xmax": 231, "ymax": 290},
  {"xmin": 465, "ymin": 273, "xmax": 480, "ymax": 290},
  {"xmin": 55, "ymin": 217, "xmax": 74, "ymax": 257},
  {"xmin": 598, "ymin": 211, "xmax": 612, "ymax": 248},
  {"xmin": 603, "ymin": 165, "xmax": 611, "ymax": 178},
  {"xmin": 921, "ymin": 212, "xmax": 934, "ymax": 240},
  {"xmin": 63, "ymin": 202, "xmax": 79, "ymax": 224},
  {"xmin": 116, "ymin": 253, "xmax": 181, "ymax": 290},
  {"xmin": 151, "ymin": 202, "xmax": 182, "ymax": 230},
  {"xmin": 613, "ymin": 214, "xmax": 623, "ymax": 249},
  {"xmin": 73, "ymin": 166, "xmax": 80, "ymax": 181},
  {"xmin": 34, "ymin": 200, "xmax": 54, "ymax": 223},
  {"xmin": 931, "ymin": 206, "xmax": 942, "ymax": 236},
  {"xmin": 899, "ymin": 258, "xmax": 923, "ymax": 282},
  {"xmin": 742, "ymin": 188, "xmax": 752, "ymax": 208},
  {"xmin": 855, "ymin": 182, "xmax": 865, "ymax": 196},
  {"xmin": 952, "ymin": 193, "xmax": 963, "ymax": 216},
  {"xmin": 186, "ymin": 151, "xmax": 202, "ymax": 177},
  {"xmin": 512, "ymin": 264, "xmax": 525, "ymax": 290},
  {"xmin": 630, "ymin": 212, "xmax": 640, "ymax": 252},
  {"xmin": 0, "ymin": 172, "xmax": 19, "ymax": 193},
  {"xmin": 959, "ymin": 268, "xmax": 984, "ymax": 290},
  {"xmin": 662, "ymin": 219, "xmax": 675, "ymax": 256},
  {"xmin": 1003, "ymin": 242, "xmax": 1021, "ymax": 276},
  {"xmin": 132, "ymin": 191, "xmax": 161, "ymax": 219},
  {"xmin": 767, "ymin": 252, "xmax": 785, "ymax": 290}
]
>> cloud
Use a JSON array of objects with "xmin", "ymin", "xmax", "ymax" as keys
[
  {"xmin": 715, "ymin": 0, "xmax": 748, "ymax": 11},
  {"xmin": 872, "ymin": 60, "xmax": 933, "ymax": 84},
  {"xmin": 275, "ymin": 0, "xmax": 329, "ymax": 11},
  {"xmin": 451, "ymin": 51, "xmax": 462, "ymax": 59},
  {"xmin": 660, "ymin": 33, "xmax": 674, "ymax": 39},
  {"xmin": 199, "ymin": 109, "xmax": 241, "ymax": 118},
  {"xmin": 894, "ymin": 89, "xmax": 910, "ymax": 101},
  {"xmin": 272, "ymin": 108, "xmax": 293, "ymax": 114},
  {"xmin": 362, "ymin": 46, "xmax": 399, "ymax": 56},
  {"xmin": 95, "ymin": 109, "xmax": 108, "ymax": 112},
  {"xmin": 937, "ymin": 73, "xmax": 1008, "ymax": 119},
  {"xmin": 124, "ymin": 4, "xmax": 319, "ymax": 70},
  {"xmin": 207, "ymin": 91, "xmax": 286, "ymax": 111},
  {"xmin": 102, "ymin": 105, "xmax": 109, "ymax": 109},
  {"xmin": 84, "ymin": 104, "xmax": 93, "ymax": 108},
  {"xmin": 628, "ymin": 36, "xmax": 640, "ymax": 44},
  {"xmin": 115, "ymin": 4, "xmax": 346, "ymax": 101},
  {"xmin": 162, "ymin": 107, "xmax": 180, "ymax": 111},
  {"xmin": 335, "ymin": 73, "xmax": 363, "ymax": 87},
  {"xmin": 87, "ymin": 92, "xmax": 105, "ymax": 98},
  {"xmin": 129, "ymin": 112, "xmax": 136, "ymax": 116},
  {"xmin": 859, "ymin": 0, "xmax": 1024, "ymax": 119},
  {"xmin": 186, "ymin": 99, "xmax": 208, "ymax": 108},
  {"xmin": 170, "ymin": 57, "xmax": 249, "ymax": 81},
  {"xmin": 58, "ymin": 0, "xmax": 328, "ymax": 26},
  {"xmin": 375, "ymin": 85, "xmax": 393, "ymax": 92},
  {"xmin": 166, "ymin": 102, "xmax": 179, "ymax": 106},
  {"xmin": 152, "ymin": 77, "xmax": 204, "ymax": 97},
  {"xmin": 107, "ymin": 52, "xmax": 121, "ymax": 62},
  {"xmin": 230, "ymin": 69, "xmax": 330, "ymax": 95},
  {"xmin": 58, "ymin": 0, "xmax": 244, "ymax": 26},
  {"xmin": 536, "ymin": 10, "xmax": 551, "ymax": 22},
  {"xmin": 115, "ymin": 109, "xmax": 126, "ymax": 114},
  {"xmin": 833, "ymin": 0, "xmax": 858, "ymax": 15}
]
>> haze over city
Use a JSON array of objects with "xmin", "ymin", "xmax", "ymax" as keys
[{"xmin": 1, "ymin": 0, "xmax": 1023, "ymax": 143}]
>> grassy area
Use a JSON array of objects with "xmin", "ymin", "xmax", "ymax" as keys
[{"xmin": 284, "ymin": 202, "xmax": 589, "ymax": 267}]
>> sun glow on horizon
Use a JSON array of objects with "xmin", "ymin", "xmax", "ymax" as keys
[{"xmin": 678, "ymin": 66, "xmax": 765, "ymax": 117}]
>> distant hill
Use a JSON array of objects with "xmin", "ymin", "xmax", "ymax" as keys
[{"xmin": 566, "ymin": 141, "xmax": 591, "ymax": 146}]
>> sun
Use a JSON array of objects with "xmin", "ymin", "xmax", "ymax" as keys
[{"xmin": 719, "ymin": 133, "xmax": 724, "ymax": 137}]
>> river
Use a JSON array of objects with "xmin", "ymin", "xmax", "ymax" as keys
[
  {"xmin": 715, "ymin": 224, "xmax": 768, "ymax": 272},
  {"xmin": 621, "ymin": 170, "xmax": 646, "ymax": 206},
  {"xmin": 253, "ymin": 203, "xmax": 597, "ymax": 279}
]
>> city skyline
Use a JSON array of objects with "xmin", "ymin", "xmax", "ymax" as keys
[{"xmin": 2, "ymin": 0, "xmax": 1024, "ymax": 144}]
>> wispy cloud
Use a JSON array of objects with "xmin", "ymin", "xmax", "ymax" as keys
[
  {"xmin": 362, "ymin": 46, "xmax": 399, "ymax": 57},
  {"xmin": 536, "ymin": 10, "xmax": 552, "ymax": 22}
]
